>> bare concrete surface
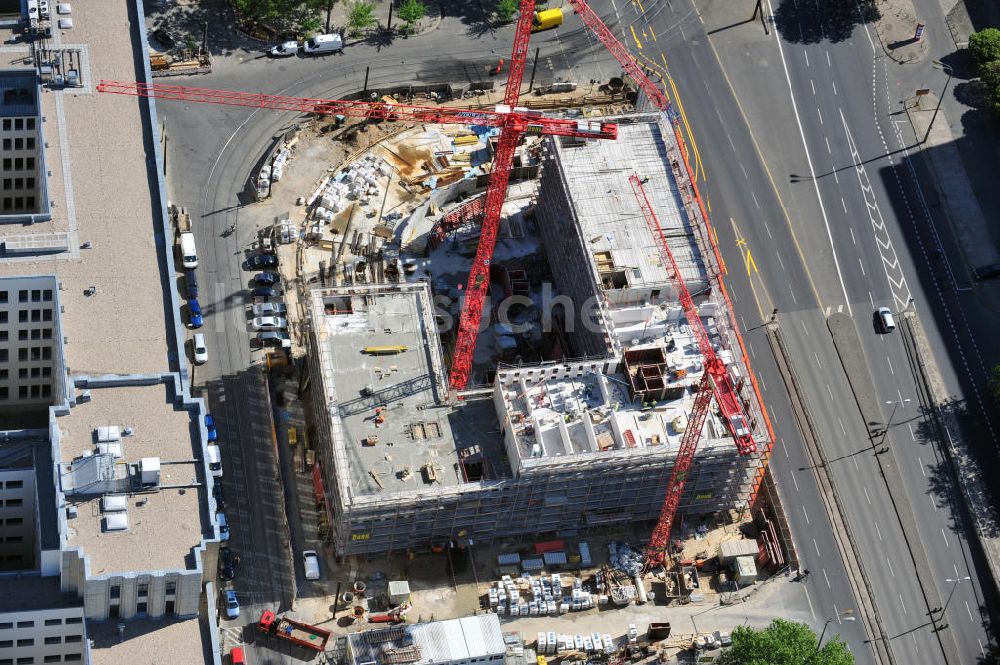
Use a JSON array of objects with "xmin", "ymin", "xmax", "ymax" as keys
[
  {"xmin": 827, "ymin": 312, "xmax": 960, "ymax": 665},
  {"xmin": 874, "ymin": 0, "xmax": 930, "ymax": 63},
  {"xmin": 906, "ymin": 93, "xmax": 1000, "ymax": 271}
]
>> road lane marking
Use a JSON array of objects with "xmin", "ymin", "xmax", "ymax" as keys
[
  {"xmin": 826, "ymin": 384, "xmax": 834, "ymax": 401},
  {"xmin": 918, "ymin": 456, "xmax": 926, "ymax": 477},
  {"xmin": 899, "ymin": 593, "xmax": 907, "ymax": 615},
  {"xmin": 740, "ymin": 162, "xmax": 748, "ymax": 179},
  {"xmin": 858, "ymin": 258, "xmax": 865, "ymax": 277},
  {"xmin": 810, "ymin": 79, "xmax": 816, "ymax": 95},
  {"xmin": 751, "ymin": 190, "xmax": 760, "ymax": 209},
  {"xmin": 942, "ymin": 529, "xmax": 950, "ymax": 547},
  {"xmin": 776, "ymin": 252, "xmax": 785, "ymax": 270},
  {"xmin": 813, "ymin": 538, "xmax": 821, "ymax": 556},
  {"xmin": 930, "ymin": 494, "xmax": 938, "ymax": 511},
  {"xmin": 886, "ymin": 556, "xmax": 895, "ymax": 577},
  {"xmin": 630, "ymin": 25, "xmax": 643, "ymax": 50},
  {"xmin": 908, "ymin": 423, "xmax": 916, "ymax": 441},
  {"xmin": 813, "ymin": 351, "xmax": 822, "ymax": 369},
  {"xmin": 749, "ymin": 341, "xmax": 756, "ymax": 358},
  {"xmin": 789, "ymin": 285, "xmax": 797, "ymax": 303},
  {"xmin": 780, "ymin": 437, "xmax": 788, "ymax": 458},
  {"xmin": 874, "ymin": 521, "xmax": 882, "ymax": 540},
  {"xmin": 825, "ymin": 136, "xmax": 831, "ymax": 153},
  {"xmin": 804, "ymin": 51, "xmax": 809, "ymax": 67},
  {"xmin": 823, "ymin": 569, "xmax": 831, "ymax": 588},
  {"xmin": 763, "ymin": 221, "xmax": 772, "ymax": 238},
  {"xmin": 887, "ymin": 356, "xmax": 893, "ymax": 374},
  {"xmin": 838, "ymin": 417, "xmax": 846, "ymax": 435},
  {"xmin": 649, "ymin": 26, "xmax": 656, "ymax": 42},
  {"xmin": 817, "ymin": 108, "xmax": 823, "ymax": 124},
  {"xmin": 759, "ymin": 374, "xmax": 767, "ymax": 392},
  {"xmin": 849, "ymin": 226, "xmax": 856, "ymax": 245},
  {"xmin": 832, "ymin": 80, "xmax": 838, "ymax": 95},
  {"xmin": 826, "ymin": 50, "xmax": 832, "ymax": 67},
  {"xmin": 791, "ymin": 471, "xmax": 799, "ymax": 491},
  {"xmin": 868, "ymin": 290, "xmax": 875, "ymax": 310},
  {"xmin": 863, "ymin": 486, "xmax": 871, "ymax": 504},
  {"xmin": 842, "ymin": 198, "xmax": 849, "ymax": 214},
  {"xmin": 802, "ymin": 505, "xmax": 810, "ymax": 524},
  {"xmin": 967, "ymin": 601, "xmax": 974, "ymax": 623},
  {"xmin": 800, "ymin": 318, "xmax": 809, "ymax": 336}
]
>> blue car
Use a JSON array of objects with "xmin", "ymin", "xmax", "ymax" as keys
[
  {"xmin": 245, "ymin": 254, "xmax": 278, "ymax": 270},
  {"xmin": 205, "ymin": 414, "xmax": 217, "ymax": 442},
  {"xmin": 253, "ymin": 271, "xmax": 280, "ymax": 286},
  {"xmin": 188, "ymin": 299, "xmax": 204, "ymax": 328},
  {"xmin": 185, "ymin": 269, "xmax": 198, "ymax": 299},
  {"xmin": 251, "ymin": 287, "xmax": 278, "ymax": 300},
  {"xmin": 225, "ymin": 590, "xmax": 240, "ymax": 619}
]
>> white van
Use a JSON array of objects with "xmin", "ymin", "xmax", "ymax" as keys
[
  {"xmin": 179, "ymin": 232, "xmax": 198, "ymax": 268},
  {"xmin": 207, "ymin": 445, "xmax": 223, "ymax": 477},
  {"xmin": 303, "ymin": 33, "xmax": 343, "ymax": 55}
]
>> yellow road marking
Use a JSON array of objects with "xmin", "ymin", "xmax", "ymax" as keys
[
  {"xmin": 707, "ymin": 33, "xmax": 825, "ymax": 313},
  {"xmin": 666, "ymin": 73, "xmax": 705, "ymax": 182},
  {"xmin": 636, "ymin": 0, "xmax": 645, "ymax": 12},
  {"xmin": 730, "ymin": 217, "xmax": 772, "ymax": 321},
  {"xmin": 649, "ymin": 25, "xmax": 657, "ymax": 41},
  {"xmin": 630, "ymin": 25, "xmax": 643, "ymax": 50}
]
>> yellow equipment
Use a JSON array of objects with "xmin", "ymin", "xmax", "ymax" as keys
[
  {"xmin": 532, "ymin": 8, "xmax": 564, "ymax": 32},
  {"xmin": 362, "ymin": 345, "xmax": 408, "ymax": 355}
]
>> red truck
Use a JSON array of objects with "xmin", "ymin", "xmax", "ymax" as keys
[{"xmin": 258, "ymin": 610, "xmax": 331, "ymax": 652}]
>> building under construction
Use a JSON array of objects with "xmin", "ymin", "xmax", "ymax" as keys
[{"xmin": 305, "ymin": 113, "xmax": 771, "ymax": 557}]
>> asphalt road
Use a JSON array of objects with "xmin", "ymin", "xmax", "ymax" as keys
[
  {"xmin": 150, "ymin": 0, "xmax": 996, "ymax": 661},
  {"xmin": 617, "ymin": 0, "xmax": 997, "ymax": 662}
]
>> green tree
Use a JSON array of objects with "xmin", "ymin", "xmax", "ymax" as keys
[
  {"xmin": 495, "ymin": 0, "xmax": 518, "ymax": 23},
  {"xmin": 969, "ymin": 28, "xmax": 1000, "ymax": 67},
  {"xmin": 716, "ymin": 620, "xmax": 854, "ymax": 665},
  {"xmin": 346, "ymin": 0, "xmax": 377, "ymax": 37},
  {"xmin": 234, "ymin": 0, "xmax": 292, "ymax": 21},
  {"xmin": 300, "ymin": 14, "xmax": 323, "ymax": 34},
  {"xmin": 397, "ymin": 0, "xmax": 427, "ymax": 32}
]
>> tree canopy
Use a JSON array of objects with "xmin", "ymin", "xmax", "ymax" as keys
[{"xmin": 715, "ymin": 620, "xmax": 854, "ymax": 665}]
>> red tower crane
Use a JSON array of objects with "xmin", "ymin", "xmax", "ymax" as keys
[
  {"xmin": 629, "ymin": 174, "xmax": 755, "ymax": 567},
  {"xmin": 97, "ymin": 0, "xmax": 619, "ymax": 393}
]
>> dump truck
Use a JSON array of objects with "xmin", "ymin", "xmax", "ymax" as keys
[
  {"xmin": 150, "ymin": 51, "xmax": 212, "ymax": 77},
  {"xmin": 258, "ymin": 610, "xmax": 331, "ymax": 651}
]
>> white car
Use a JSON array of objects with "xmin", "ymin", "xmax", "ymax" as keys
[
  {"xmin": 252, "ymin": 302, "xmax": 287, "ymax": 317},
  {"xmin": 303, "ymin": 550, "xmax": 321, "ymax": 580},
  {"xmin": 269, "ymin": 40, "xmax": 300, "ymax": 57},
  {"xmin": 252, "ymin": 316, "xmax": 288, "ymax": 331},
  {"xmin": 193, "ymin": 333, "xmax": 208, "ymax": 364}
]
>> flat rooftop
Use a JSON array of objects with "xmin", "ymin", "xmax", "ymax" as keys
[
  {"xmin": 496, "ymin": 354, "xmax": 735, "ymax": 468},
  {"xmin": 550, "ymin": 113, "xmax": 708, "ymax": 297},
  {"xmin": 0, "ymin": 576, "xmax": 81, "ymax": 613},
  {"xmin": 311, "ymin": 283, "xmax": 508, "ymax": 498},
  {"xmin": 88, "ymin": 617, "xmax": 212, "ymax": 665},
  {"xmin": 0, "ymin": 70, "xmax": 38, "ymax": 117},
  {"xmin": 0, "ymin": 438, "xmax": 59, "ymax": 551},
  {"xmin": 348, "ymin": 614, "xmax": 504, "ymax": 665},
  {"xmin": 57, "ymin": 383, "xmax": 208, "ymax": 574},
  {"xmin": 0, "ymin": 0, "xmax": 171, "ymax": 375}
]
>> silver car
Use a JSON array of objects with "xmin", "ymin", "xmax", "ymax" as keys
[
  {"xmin": 252, "ymin": 302, "xmax": 288, "ymax": 317},
  {"xmin": 269, "ymin": 40, "xmax": 300, "ymax": 57},
  {"xmin": 252, "ymin": 316, "xmax": 288, "ymax": 331}
]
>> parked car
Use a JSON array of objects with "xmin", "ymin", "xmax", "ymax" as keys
[
  {"xmin": 303, "ymin": 550, "xmax": 321, "ymax": 580},
  {"xmin": 219, "ymin": 547, "xmax": 236, "ymax": 581},
  {"xmin": 225, "ymin": 590, "xmax": 240, "ymax": 619},
  {"xmin": 253, "ymin": 271, "xmax": 280, "ymax": 286},
  {"xmin": 212, "ymin": 482, "xmax": 226, "ymax": 511},
  {"xmin": 269, "ymin": 40, "xmax": 300, "ymax": 57},
  {"xmin": 151, "ymin": 27, "xmax": 176, "ymax": 49},
  {"xmin": 188, "ymin": 299, "xmax": 203, "ymax": 328},
  {"xmin": 205, "ymin": 414, "xmax": 217, "ymax": 442},
  {"xmin": 193, "ymin": 333, "xmax": 208, "ymax": 364},
  {"xmin": 252, "ymin": 302, "xmax": 287, "ymax": 317},
  {"xmin": 251, "ymin": 287, "xmax": 279, "ymax": 301},
  {"xmin": 246, "ymin": 254, "xmax": 278, "ymax": 270},
  {"xmin": 256, "ymin": 331, "xmax": 291, "ymax": 348},
  {"xmin": 252, "ymin": 316, "xmax": 288, "ymax": 331},
  {"xmin": 185, "ymin": 269, "xmax": 198, "ymax": 299},
  {"xmin": 230, "ymin": 646, "xmax": 247, "ymax": 665},
  {"xmin": 217, "ymin": 511, "xmax": 230, "ymax": 542}
]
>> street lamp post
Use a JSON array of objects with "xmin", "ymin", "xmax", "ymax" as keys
[
  {"xmin": 883, "ymin": 398, "xmax": 912, "ymax": 437},
  {"xmin": 816, "ymin": 610, "xmax": 856, "ymax": 654},
  {"xmin": 941, "ymin": 576, "xmax": 972, "ymax": 615}
]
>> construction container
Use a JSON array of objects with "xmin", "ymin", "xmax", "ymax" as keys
[
  {"xmin": 542, "ymin": 551, "xmax": 567, "ymax": 567},
  {"xmin": 498, "ymin": 552, "xmax": 522, "ymax": 567},
  {"xmin": 579, "ymin": 542, "xmax": 592, "ymax": 567},
  {"xmin": 734, "ymin": 555, "xmax": 758, "ymax": 583},
  {"xmin": 719, "ymin": 539, "xmax": 759, "ymax": 564},
  {"xmin": 534, "ymin": 539, "xmax": 566, "ymax": 555},
  {"xmin": 522, "ymin": 558, "xmax": 544, "ymax": 572}
]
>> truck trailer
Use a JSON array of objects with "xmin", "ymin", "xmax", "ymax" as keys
[{"xmin": 258, "ymin": 610, "xmax": 331, "ymax": 651}]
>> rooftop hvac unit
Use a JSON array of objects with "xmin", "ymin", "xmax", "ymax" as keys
[
  {"xmin": 97, "ymin": 442, "xmax": 122, "ymax": 458},
  {"xmin": 101, "ymin": 495, "xmax": 128, "ymax": 513},
  {"xmin": 139, "ymin": 458, "xmax": 160, "ymax": 486},
  {"xmin": 103, "ymin": 512, "xmax": 128, "ymax": 532},
  {"xmin": 96, "ymin": 426, "xmax": 121, "ymax": 443}
]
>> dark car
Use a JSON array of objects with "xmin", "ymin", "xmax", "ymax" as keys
[
  {"xmin": 185, "ymin": 269, "xmax": 198, "ymax": 299},
  {"xmin": 151, "ymin": 27, "xmax": 176, "ymax": 49},
  {"xmin": 246, "ymin": 254, "xmax": 278, "ymax": 270},
  {"xmin": 188, "ymin": 299, "xmax": 203, "ymax": 329},
  {"xmin": 251, "ymin": 287, "xmax": 279, "ymax": 301},
  {"xmin": 973, "ymin": 263, "xmax": 1000, "ymax": 281},
  {"xmin": 253, "ymin": 271, "xmax": 280, "ymax": 286},
  {"xmin": 219, "ymin": 547, "xmax": 236, "ymax": 581},
  {"xmin": 256, "ymin": 331, "xmax": 291, "ymax": 348},
  {"xmin": 212, "ymin": 482, "xmax": 226, "ymax": 511}
]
